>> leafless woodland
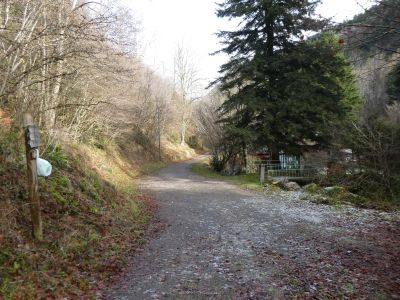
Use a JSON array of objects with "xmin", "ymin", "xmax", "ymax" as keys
[{"xmin": 0, "ymin": 0, "xmax": 202, "ymax": 152}]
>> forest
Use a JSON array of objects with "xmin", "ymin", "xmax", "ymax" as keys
[
  {"xmin": 0, "ymin": 0, "xmax": 399, "ymax": 298},
  {"xmin": 200, "ymin": 0, "xmax": 400, "ymax": 206}
]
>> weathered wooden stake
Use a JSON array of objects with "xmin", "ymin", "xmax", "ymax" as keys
[
  {"xmin": 157, "ymin": 107, "xmax": 161, "ymax": 161},
  {"xmin": 23, "ymin": 113, "xmax": 43, "ymax": 241},
  {"xmin": 260, "ymin": 164, "xmax": 265, "ymax": 183}
]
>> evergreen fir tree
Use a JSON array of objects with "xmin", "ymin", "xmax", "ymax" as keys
[
  {"xmin": 388, "ymin": 63, "xmax": 400, "ymax": 104},
  {"xmin": 214, "ymin": 0, "xmax": 360, "ymax": 156}
]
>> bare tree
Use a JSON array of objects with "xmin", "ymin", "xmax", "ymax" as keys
[
  {"xmin": 173, "ymin": 43, "xmax": 201, "ymax": 145},
  {"xmin": 0, "ymin": 0, "xmax": 197, "ymax": 162},
  {"xmin": 339, "ymin": 0, "xmax": 400, "ymax": 118},
  {"xmin": 195, "ymin": 89, "xmax": 225, "ymax": 153},
  {"xmin": 0, "ymin": 0, "xmax": 139, "ymax": 144},
  {"xmin": 346, "ymin": 118, "xmax": 400, "ymax": 201}
]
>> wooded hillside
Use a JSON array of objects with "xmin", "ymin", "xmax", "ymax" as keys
[
  {"xmin": 339, "ymin": 0, "xmax": 400, "ymax": 118},
  {"xmin": 0, "ymin": 0, "xmax": 202, "ymax": 151},
  {"xmin": 0, "ymin": 0, "xmax": 399, "ymax": 298},
  {"xmin": 204, "ymin": 0, "xmax": 399, "ymax": 207},
  {"xmin": 0, "ymin": 1, "xmax": 199, "ymax": 297}
]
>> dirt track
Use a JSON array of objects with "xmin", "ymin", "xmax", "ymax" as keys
[{"xmin": 107, "ymin": 157, "xmax": 400, "ymax": 299}]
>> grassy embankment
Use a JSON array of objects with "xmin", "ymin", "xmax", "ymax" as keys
[
  {"xmin": 0, "ymin": 124, "xmax": 196, "ymax": 299},
  {"xmin": 192, "ymin": 159, "xmax": 399, "ymax": 211},
  {"xmin": 191, "ymin": 160, "xmax": 263, "ymax": 191}
]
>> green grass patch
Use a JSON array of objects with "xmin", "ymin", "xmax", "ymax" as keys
[
  {"xmin": 47, "ymin": 175, "xmax": 75, "ymax": 208},
  {"xmin": 191, "ymin": 161, "xmax": 263, "ymax": 191},
  {"xmin": 44, "ymin": 144, "xmax": 70, "ymax": 169},
  {"xmin": 302, "ymin": 183, "xmax": 398, "ymax": 211},
  {"xmin": 139, "ymin": 161, "xmax": 168, "ymax": 175},
  {"xmin": 303, "ymin": 183, "xmax": 321, "ymax": 194}
]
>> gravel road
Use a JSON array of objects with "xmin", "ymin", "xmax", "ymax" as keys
[{"xmin": 107, "ymin": 157, "xmax": 400, "ymax": 299}]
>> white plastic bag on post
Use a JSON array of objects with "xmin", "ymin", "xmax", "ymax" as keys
[{"xmin": 36, "ymin": 150, "xmax": 52, "ymax": 177}]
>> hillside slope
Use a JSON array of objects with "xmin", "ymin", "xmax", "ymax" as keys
[
  {"xmin": 0, "ymin": 115, "xmax": 197, "ymax": 299},
  {"xmin": 339, "ymin": 0, "xmax": 400, "ymax": 116}
]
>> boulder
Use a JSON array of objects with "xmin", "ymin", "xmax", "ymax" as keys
[
  {"xmin": 276, "ymin": 179, "xmax": 301, "ymax": 191},
  {"xmin": 284, "ymin": 181, "xmax": 301, "ymax": 191}
]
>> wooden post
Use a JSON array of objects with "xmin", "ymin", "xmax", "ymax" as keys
[
  {"xmin": 260, "ymin": 164, "xmax": 265, "ymax": 183},
  {"xmin": 157, "ymin": 107, "xmax": 161, "ymax": 161},
  {"xmin": 23, "ymin": 113, "xmax": 43, "ymax": 241}
]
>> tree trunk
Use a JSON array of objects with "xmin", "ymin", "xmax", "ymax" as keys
[{"xmin": 180, "ymin": 122, "xmax": 186, "ymax": 145}]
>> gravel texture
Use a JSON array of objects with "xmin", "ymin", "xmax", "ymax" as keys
[{"xmin": 107, "ymin": 157, "xmax": 400, "ymax": 299}]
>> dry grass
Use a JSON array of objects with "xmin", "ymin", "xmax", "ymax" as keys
[
  {"xmin": 0, "ymin": 108, "xmax": 11, "ymax": 126},
  {"xmin": 0, "ymin": 124, "xmax": 197, "ymax": 299},
  {"xmin": 67, "ymin": 144, "xmax": 139, "ymax": 189},
  {"xmin": 163, "ymin": 140, "xmax": 197, "ymax": 161},
  {"xmin": 0, "ymin": 141, "xmax": 152, "ymax": 298}
]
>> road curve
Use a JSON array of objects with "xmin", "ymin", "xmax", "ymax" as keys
[{"xmin": 107, "ymin": 157, "xmax": 400, "ymax": 299}]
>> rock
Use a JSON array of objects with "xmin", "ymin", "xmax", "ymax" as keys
[
  {"xmin": 275, "ymin": 179, "xmax": 301, "ymax": 191},
  {"xmin": 280, "ymin": 181, "xmax": 301, "ymax": 191},
  {"xmin": 323, "ymin": 186, "xmax": 335, "ymax": 191},
  {"xmin": 300, "ymin": 193, "xmax": 311, "ymax": 201},
  {"xmin": 286, "ymin": 181, "xmax": 301, "ymax": 191},
  {"xmin": 274, "ymin": 179, "xmax": 286, "ymax": 187}
]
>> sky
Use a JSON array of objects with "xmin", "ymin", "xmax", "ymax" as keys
[{"xmin": 121, "ymin": 0, "xmax": 374, "ymax": 90}]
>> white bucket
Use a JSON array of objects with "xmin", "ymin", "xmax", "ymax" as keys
[{"xmin": 36, "ymin": 150, "xmax": 52, "ymax": 177}]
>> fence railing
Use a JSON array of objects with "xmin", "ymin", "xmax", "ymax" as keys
[{"xmin": 252, "ymin": 160, "xmax": 324, "ymax": 180}]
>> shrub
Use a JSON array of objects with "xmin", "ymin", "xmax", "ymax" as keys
[
  {"xmin": 48, "ymin": 175, "xmax": 74, "ymax": 208},
  {"xmin": 93, "ymin": 136, "xmax": 111, "ymax": 150},
  {"xmin": 323, "ymin": 186, "xmax": 346, "ymax": 197},
  {"xmin": 44, "ymin": 145, "xmax": 70, "ymax": 169},
  {"xmin": 210, "ymin": 154, "xmax": 225, "ymax": 172},
  {"xmin": 303, "ymin": 183, "xmax": 320, "ymax": 194},
  {"xmin": 345, "ymin": 119, "xmax": 400, "ymax": 202},
  {"xmin": 390, "ymin": 176, "xmax": 400, "ymax": 202},
  {"xmin": 0, "ymin": 126, "xmax": 25, "ymax": 167},
  {"xmin": 132, "ymin": 128, "xmax": 153, "ymax": 148}
]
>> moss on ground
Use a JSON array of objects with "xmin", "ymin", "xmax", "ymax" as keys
[{"xmin": 302, "ymin": 183, "xmax": 398, "ymax": 211}]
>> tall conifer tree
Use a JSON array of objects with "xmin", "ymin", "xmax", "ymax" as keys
[{"xmin": 214, "ymin": 0, "xmax": 360, "ymax": 156}]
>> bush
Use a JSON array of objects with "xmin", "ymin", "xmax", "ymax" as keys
[
  {"xmin": 48, "ymin": 175, "xmax": 74, "ymax": 208},
  {"xmin": 93, "ymin": 136, "xmax": 112, "ymax": 150},
  {"xmin": 44, "ymin": 145, "xmax": 70, "ymax": 169},
  {"xmin": 323, "ymin": 186, "xmax": 346, "ymax": 197},
  {"xmin": 390, "ymin": 176, "xmax": 400, "ymax": 202},
  {"xmin": 187, "ymin": 136, "xmax": 200, "ymax": 149},
  {"xmin": 0, "ymin": 126, "xmax": 25, "ymax": 167},
  {"xmin": 132, "ymin": 128, "xmax": 153, "ymax": 148},
  {"xmin": 303, "ymin": 183, "xmax": 320, "ymax": 194},
  {"xmin": 345, "ymin": 119, "xmax": 400, "ymax": 202},
  {"xmin": 302, "ymin": 181, "xmax": 396, "ymax": 210},
  {"xmin": 210, "ymin": 154, "xmax": 225, "ymax": 172}
]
